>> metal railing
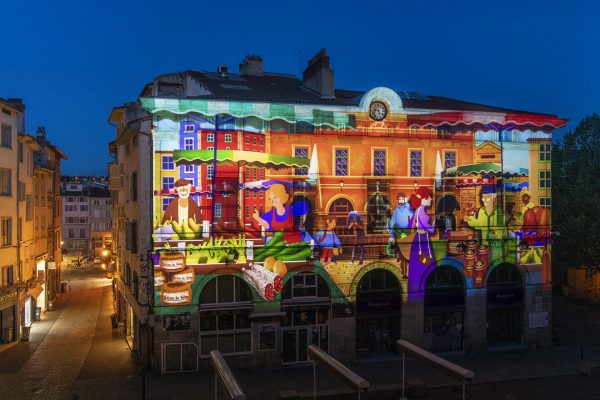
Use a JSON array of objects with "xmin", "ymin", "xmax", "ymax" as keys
[
  {"xmin": 307, "ymin": 344, "xmax": 369, "ymax": 400},
  {"xmin": 210, "ymin": 350, "xmax": 246, "ymax": 400},
  {"xmin": 397, "ymin": 339, "xmax": 474, "ymax": 400}
]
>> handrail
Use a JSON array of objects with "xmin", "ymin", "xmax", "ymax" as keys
[
  {"xmin": 397, "ymin": 339, "xmax": 474, "ymax": 381},
  {"xmin": 308, "ymin": 344, "xmax": 369, "ymax": 399},
  {"xmin": 397, "ymin": 339, "xmax": 474, "ymax": 400},
  {"xmin": 209, "ymin": 350, "xmax": 246, "ymax": 400}
]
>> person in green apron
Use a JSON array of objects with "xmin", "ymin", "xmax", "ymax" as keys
[{"xmin": 464, "ymin": 185, "xmax": 506, "ymax": 262}]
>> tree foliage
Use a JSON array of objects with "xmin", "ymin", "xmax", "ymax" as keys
[{"xmin": 553, "ymin": 113, "xmax": 600, "ymax": 275}]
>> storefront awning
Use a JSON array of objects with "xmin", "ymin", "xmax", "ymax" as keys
[
  {"xmin": 407, "ymin": 111, "xmax": 568, "ymax": 130},
  {"xmin": 29, "ymin": 283, "xmax": 43, "ymax": 300},
  {"xmin": 241, "ymin": 179, "xmax": 313, "ymax": 191},
  {"xmin": 443, "ymin": 162, "xmax": 528, "ymax": 177},
  {"xmin": 174, "ymin": 150, "xmax": 310, "ymax": 170}
]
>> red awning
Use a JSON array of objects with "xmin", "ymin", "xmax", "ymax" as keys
[{"xmin": 408, "ymin": 111, "xmax": 567, "ymax": 130}]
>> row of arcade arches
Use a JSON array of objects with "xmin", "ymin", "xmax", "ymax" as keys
[{"xmin": 196, "ymin": 263, "xmax": 524, "ymax": 363}]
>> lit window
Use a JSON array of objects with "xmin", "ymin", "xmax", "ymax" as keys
[
  {"xmin": 410, "ymin": 150, "xmax": 422, "ymax": 177},
  {"xmin": 444, "ymin": 151, "xmax": 456, "ymax": 169},
  {"xmin": 335, "ymin": 149, "xmax": 348, "ymax": 176},
  {"xmin": 162, "ymin": 156, "xmax": 174, "ymax": 170},
  {"xmin": 373, "ymin": 150, "xmax": 386, "ymax": 176}
]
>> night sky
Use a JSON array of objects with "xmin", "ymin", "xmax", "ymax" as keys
[{"xmin": 2, "ymin": 0, "xmax": 598, "ymax": 175}]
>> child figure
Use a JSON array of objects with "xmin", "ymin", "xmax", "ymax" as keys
[{"xmin": 313, "ymin": 217, "xmax": 342, "ymax": 267}]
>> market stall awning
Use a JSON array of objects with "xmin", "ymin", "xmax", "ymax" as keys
[
  {"xmin": 443, "ymin": 162, "xmax": 528, "ymax": 177},
  {"xmin": 407, "ymin": 111, "xmax": 568, "ymax": 130},
  {"xmin": 241, "ymin": 179, "xmax": 313, "ymax": 191},
  {"xmin": 174, "ymin": 150, "xmax": 310, "ymax": 169}
]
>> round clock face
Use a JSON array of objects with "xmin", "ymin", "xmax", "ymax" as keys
[{"xmin": 369, "ymin": 101, "xmax": 387, "ymax": 121}]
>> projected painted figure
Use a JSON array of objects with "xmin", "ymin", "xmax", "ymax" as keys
[
  {"xmin": 314, "ymin": 217, "xmax": 342, "ymax": 267},
  {"xmin": 161, "ymin": 178, "xmax": 202, "ymax": 225},
  {"xmin": 253, "ymin": 183, "xmax": 307, "ymax": 244},
  {"xmin": 389, "ymin": 192, "xmax": 414, "ymax": 239},
  {"xmin": 348, "ymin": 211, "xmax": 365, "ymax": 265},
  {"xmin": 408, "ymin": 187, "xmax": 435, "ymax": 295},
  {"xmin": 464, "ymin": 185, "xmax": 505, "ymax": 261}
]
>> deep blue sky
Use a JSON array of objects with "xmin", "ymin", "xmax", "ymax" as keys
[{"xmin": 2, "ymin": 0, "xmax": 598, "ymax": 175}]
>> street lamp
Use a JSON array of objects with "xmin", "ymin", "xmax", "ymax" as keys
[{"xmin": 339, "ymin": 180, "xmax": 344, "ymax": 192}]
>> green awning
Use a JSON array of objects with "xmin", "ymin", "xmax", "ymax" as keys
[
  {"xmin": 141, "ymin": 98, "xmax": 356, "ymax": 130},
  {"xmin": 174, "ymin": 150, "xmax": 310, "ymax": 170},
  {"xmin": 443, "ymin": 162, "xmax": 528, "ymax": 177}
]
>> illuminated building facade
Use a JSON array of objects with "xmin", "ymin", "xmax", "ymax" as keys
[{"xmin": 110, "ymin": 51, "xmax": 566, "ymax": 372}]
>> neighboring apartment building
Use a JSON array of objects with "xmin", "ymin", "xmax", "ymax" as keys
[
  {"xmin": 0, "ymin": 97, "xmax": 65, "ymax": 345},
  {"xmin": 61, "ymin": 178, "xmax": 111, "ymax": 257},
  {"xmin": 89, "ymin": 187, "xmax": 112, "ymax": 256},
  {"xmin": 109, "ymin": 51, "xmax": 566, "ymax": 372}
]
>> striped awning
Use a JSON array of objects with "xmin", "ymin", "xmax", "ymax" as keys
[
  {"xmin": 173, "ymin": 150, "xmax": 310, "ymax": 170},
  {"xmin": 443, "ymin": 162, "xmax": 528, "ymax": 177}
]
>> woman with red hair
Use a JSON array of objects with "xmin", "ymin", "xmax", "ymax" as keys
[{"xmin": 408, "ymin": 186, "xmax": 436, "ymax": 296}]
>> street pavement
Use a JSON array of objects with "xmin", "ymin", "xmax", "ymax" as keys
[{"xmin": 2, "ymin": 265, "xmax": 600, "ymax": 399}]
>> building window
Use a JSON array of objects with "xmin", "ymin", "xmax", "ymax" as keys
[
  {"xmin": 224, "ymin": 133, "xmax": 232, "ymax": 143},
  {"xmin": 245, "ymin": 136, "xmax": 250, "ymax": 144},
  {"xmin": 410, "ymin": 150, "xmax": 422, "ymax": 177},
  {"xmin": 183, "ymin": 164, "xmax": 194, "ymax": 173},
  {"xmin": 2, "ymin": 266, "xmax": 14, "ymax": 286},
  {"xmin": 199, "ymin": 276, "xmax": 253, "ymax": 356},
  {"xmin": 259, "ymin": 138, "xmax": 264, "ymax": 146},
  {"xmin": 1, "ymin": 124, "xmax": 11, "ymax": 148},
  {"xmin": 294, "ymin": 147, "xmax": 309, "ymax": 176},
  {"xmin": 131, "ymin": 171, "xmax": 137, "ymax": 201},
  {"xmin": 373, "ymin": 150, "xmax": 386, "ymax": 176},
  {"xmin": 252, "ymin": 168, "xmax": 257, "ymax": 180},
  {"xmin": 214, "ymin": 203, "xmax": 222, "ymax": 218},
  {"xmin": 282, "ymin": 273, "xmax": 329, "ymax": 300},
  {"xmin": 539, "ymin": 197, "xmax": 551, "ymax": 209},
  {"xmin": 1, "ymin": 218, "xmax": 12, "ymax": 246},
  {"xmin": 18, "ymin": 142, "xmax": 23, "ymax": 162},
  {"xmin": 207, "ymin": 146, "xmax": 214, "ymax": 151},
  {"xmin": 80, "ymin": 205, "xmax": 88, "ymax": 211},
  {"xmin": 207, "ymin": 165, "xmax": 214, "ymax": 179},
  {"xmin": 207, "ymin": 133, "xmax": 215, "ymax": 142},
  {"xmin": 162, "ymin": 156, "xmax": 174, "ymax": 170},
  {"xmin": 539, "ymin": 143, "xmax": 551, "ymax": 162},
  {"xmin": 0, "ymin": 168, "xmax": 11, "ymax": 195},
  {"xmin": 245, "ymin": 191, "xmax": 250, "ymax": 199},
  {"xmin": 184, "ymin": 138, "xmax": 194, "ymax": 150},
  {"xmin": 184, "ymin": 124, "xmax": 195, "ymax": 133},
  {"xmin": 444, "ymin": 151, "xmax": 456, "ymax": 169},
  {"xmin": 335, "ymin": 149, "xmax": 348, "ymax": 176},
  {"xmin": 539, "ymin": 170, "xmax": 551, "ymax": 189},
  {"xmin": 68, "ymin": 229, "xmax": 74, "ymax": 238},
  {"xmin": 245, "ymin": 168, "xmax": 250, "ymax": 180},
  {"xmin": 162, "ymin": 177, "xmax": 175, "ymax": 190},
  {"xmin": 252, "ymin": 138, "xmax": 257, "ymax": 145},
  {"xmin": 245, "ymin": 206, "xmax": 250, "ymax": 218}
]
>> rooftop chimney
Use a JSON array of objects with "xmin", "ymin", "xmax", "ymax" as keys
[
  {"xmin": 302, "ymin": 49, "xmax": 335, "ymax": 99},
  {"xmin": 239, "ymin": 54, "xmax": 264, "ymax": 76},
  {"xmin": 7, "ymin": 98, "xmax": 25, "ymax": 111},
  {"xmin": 217, "ymin": 64, "xmax": 229, "ymax": 77},
  {"xmin": 36, "ymin": 126, "xmax": 47, "ymax": 146}
]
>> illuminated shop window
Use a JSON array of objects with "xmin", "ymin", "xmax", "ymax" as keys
[
  {"xmin": 162, "ymin": 156, "xmax": 174, "ymax": 170},
  {"xmin": 184, "ymin": 138, "xmax": 194, "ymax": 150},
  {"xmin": 335, "ymin": 149, "xmax": 348, "ymax": 176},
  {"xmin": 224, "ymin": 134, "xmax": 232, "ymax": 143},
  {"xmin": 199, "ymin": 276, "xmax": 253, "ymax": 356},
  {"xmin": 184, "ymin": 124, "xmax": 195, "ymax": 133},
  {"xmin": 539, "ymin": 197, "xmax": 551, "ymax": 209},
  {"xmin": 539, "ymin": 170, "xmax": 551, "ymax": 189},
  {"xmin": 444, "ymin": 152, "xmax": 456, "ymax": 169},
  {"xmin": 295, "ymin": 147, "xmax": 309, "ymax": 175},
  {"xmin": 539, "ymin": 143, "xmax": 551, "ymax": 162},
  {"xmin": 410, "ymin": 150, "xmax": 422, "ymax": 177},
  {"xmin": 207, "ymin": 133, "xmax": 215, "ymax": 142},
  {"xmin": 373, "ymin": 150, "xmax": 386, "ymax": 176},
  {"xmin": 162, "ymin": 177, "xmax": 174, "ymax": 190}
]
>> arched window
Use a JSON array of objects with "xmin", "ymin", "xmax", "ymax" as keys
[
  {"xmin": 366, "ymin": 194, "xmax": 391, "ymax": 233},
  {"xmin": 487, "ymin": 263, "xmax": 523, "ymax": 288},
  {"xmin": 424, "ymin": 267, "xmax": 465, "ymax": 308},
  {"xmin": 199, "ymin": 276, "xmax": 253, "ymax": 356},
  {"xmin": 282, "ymin": 273, "xmax": 329, "ymax": 301},
  {"xmin": 328, "ymin": 198, "xmax": 354, "ymax": 235}
]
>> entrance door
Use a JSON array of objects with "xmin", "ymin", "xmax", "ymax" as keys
[
  {"xmin": 487, "ymin": 263, "xmax": 524, "ymax": 347},
  {"xmin": 488, "ymin": 307, "xmax": 522, "ymax": 344},
  {"xmin": 282, "ymin": 325, "xmax": 329, "ymax": 364},
  {"xmin": 355, "ymin": 268, "xmax": 402, "ymax": 356}
]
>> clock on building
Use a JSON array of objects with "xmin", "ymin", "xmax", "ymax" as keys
[{"xmin": 369, "ymin": 101, "xmax": 387, "ymax": 121}]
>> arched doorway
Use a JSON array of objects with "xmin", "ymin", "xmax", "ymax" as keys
[
  {"xmin": 487, "ymin": 263, "xmax": 524, "ymax": 347},
  {"xmin": 281, "ymin": 273, "xmax": 330, "ymax": 364},
  {"xmin": 328, "ymin": 197, "xmax": 354, "ymax": 235},
  {"xmin": 423, "ymin": 267, "xmax": 465, "ymax": 352},
  {"xmin": 198, "ymin": 275, "xmax": 253, "ymax": 356},
  {"xmin": 355, "ymin": 268, "xmax": 402, "ymax": 355},
  {"xmin": 367, "ymin": 193, "xmax": 391, "ymax": 233},
  {"xmin": 293, "ymin": 194, "xmax": 315, "ymax": 237},
  {"xmin": 435, "ymin": 195, "xmax": 460, "ymax": 239}
]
